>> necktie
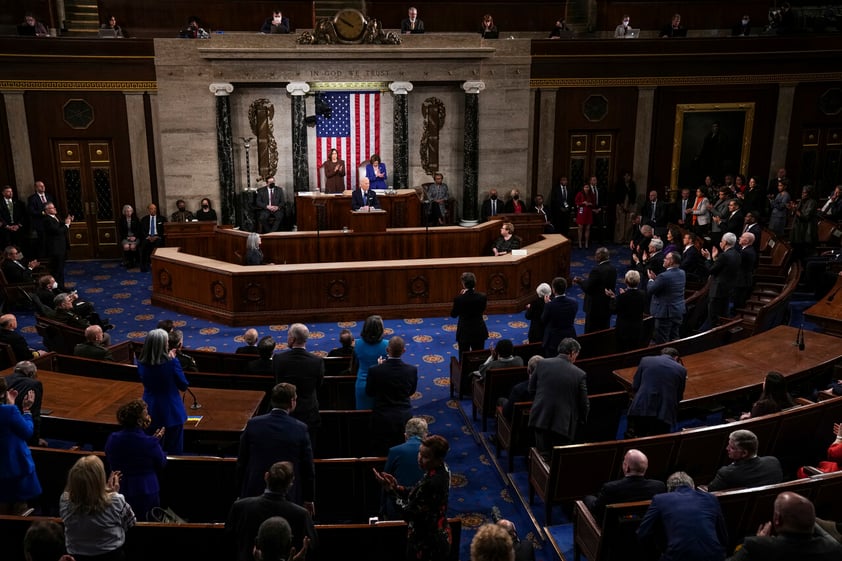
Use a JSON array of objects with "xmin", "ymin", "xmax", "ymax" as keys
[
  {"xmin": 411, "ymin": 20, "xmax": 415, "ymax": 30},
  {"xmin": 6, "ymin": 199, "xmax": 12, "ymax": 219},
  {"xmin": 491, "ymin": 200, "xmax": 496, "ymax": 215},
  {"xmin": 269, "ymin": 188, "xmax": 274, "ymax": 205},
  {"xmin": 150, "ymin": 218, "xmax": 156, "ymax": 236},
  {"xmin": 561, "ymin": 186, "xmax": 566, "ymax": 202},
  {"xmin": 40, "ymin": 193, "xmax": 46, "ymax": 204},
  {"xmin": 593, "ymin": 187, "xmax": 599, "ymax": 206}
]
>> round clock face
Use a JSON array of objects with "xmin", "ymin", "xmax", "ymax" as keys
[{"xmin": 333, "ymin": 8, "xmax": 367, "ymax": 43}]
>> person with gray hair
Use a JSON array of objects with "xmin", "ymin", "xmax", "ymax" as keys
[
  {"xmin": 168, "ymin": 329, "xmax": 197, "ymax": 373},
  {"xmin": 702, "ymin": 230, "xmax": 742, "ymax": 328},
  {"xmin": 380, "ymin": 417, "xmax": 429, "ymax": 520},
  {"xmin": 633, "ymin": 236, "xmax": 665, "ymax": 278},
  {"xmin": 525, "ymin": 282, "xmax": 552, "ymax": 344},
  {"xmin": 607, "ymin": 268, "xmax": 647, "ymax": 351},
  {"xmin": 137, "ymin": 328, "xmax": 189, "ymax": 454},
  {"xmin": 236, "ymin": 328, "xmax": 260, "ymax": 354},
  {"xmin": 470, "ymin": 522, "xmax": 514, "ymax": 561},
  {"xmin": 245, "ymin": 232, "xmax": 263, "ymax": 265},
  {"xmin": 4, "ymin": 360, "xmax": 46, "ymax": 446},
  {"xmin": 528, "ymin": 337, "xmax": 589, "ymax": 453},
  {"xmin": 638, "ymin": 471, "xmax": 727, "ymax": 561},
  {"xmin": 646, "ymin": 250, "xmax": 687, "ymax": 344},
  {"xmin": 707, "ymin": 429, "xmax": 782, "ymax": 492},
  {"xmin": 53, "ymin": 293, "xmax": 112, "ymax": 345},
  {"xmin": 74, "ymin": 325, "xmax": 115, "ymax": 362}
]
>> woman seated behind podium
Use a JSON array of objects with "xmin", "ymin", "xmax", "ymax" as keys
[
  {"xmin": 137, "ymin": 329, "xmax": 188, "ymax": 455},
  {"xmin": 365, "ymin": 153, "xmax": 388, "ymax": 190},
  {"xmin": 739, "ymin": 371, "xmax": 795, "ymax": 420},
  {"xmin": 493, "ymin": 222, "xmax": 520, "ymax": 256},
  {"xmin": 245, "ymin": 232, "xmax": 263, "ymax": 265},
  {"xmin": 105, "ymin": 399, "xmax": 166, "ymax": 520},
  {"xmin": 322, "ymin": 148, "xmax": 346, "ymax": 193}
]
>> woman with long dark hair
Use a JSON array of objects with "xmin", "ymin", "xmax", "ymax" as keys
[{"xmin": 740, "ymin": 371, "xmax": 795, "ymax": 419}]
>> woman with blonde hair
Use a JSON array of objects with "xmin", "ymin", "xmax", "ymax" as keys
[{"xmin": 61, "ymin": 455, "xmax": 136, "ymax": 560}]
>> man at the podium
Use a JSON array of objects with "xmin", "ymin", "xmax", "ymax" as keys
[{"xmin": 351, "ymin": 177, "xmax": 381, "ymax": 211}]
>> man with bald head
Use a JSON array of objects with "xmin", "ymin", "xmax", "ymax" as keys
[
  {"xmin": 73, "ymin": 325, "xmax": 115, "ymax": 361},
  {"xmin": 0, "ymin": 314, "xmax": 42, "ymax": 362},
  {"xmin": 726, "ymin": 492, "xmax": 842, "ymax": 560},
  {"xmin": 584, "ymin": 449, "xmax": 666, "ymax": 522}
]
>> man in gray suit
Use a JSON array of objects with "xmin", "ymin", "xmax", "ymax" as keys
[
  {"xmin": 625, "ymin": 347, "xmax": 686, "ymax": 438},
  {"xmin": 255, "ymin": 177, "xmax": 285, "ymax": 232},
  {"xmin": 703, "ymin": 232, "xmax": 741, "ymax": 327},
  {"xmin": 647, "ymin": 251, "xmax": 686, "ymax": 344},
  {"xmin": 528, "ymin": 337, "xmax": 589, "ymax": 454}
]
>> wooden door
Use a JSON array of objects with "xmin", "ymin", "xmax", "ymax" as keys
[
  {"xmin": 568, "ymin": 132, "xmax": 615, "ymax": 192},
  {"xmin": 55, "ymin": 140, "xmax": 120, "ymax": 259},
  {"xmin": 800, "ymin": 126, "xmax": 842, "ymax": 199}
]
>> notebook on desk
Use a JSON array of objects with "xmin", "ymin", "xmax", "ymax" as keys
[{"xmin": 97, "ymin": 28, "xmax": 119, "ymax": 38}]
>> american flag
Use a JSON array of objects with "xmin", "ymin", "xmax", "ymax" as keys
[{"xmin": 316, "ymin": 91, "xmax": 380, "ymax": 191}]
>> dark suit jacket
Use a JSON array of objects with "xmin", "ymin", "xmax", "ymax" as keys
[
  {"xmin": 236, "ymin": 409, "xmax": 315, "ymax": 503},
  {"xmin": 400, "ymin": 18, "xmax": 425, "ymax": 33},
  {"xmin": 5, "ymin": 372, "xmax": 43, "ymax": 444},
  {"xmin": 117, "ymin": 214, "xmax": 140, "ymax": 240},
  {"xmin": 708, "ymin": 247, "xmax": 741, "ymax": 299},
  {"xmin": 226, "ymin": 491, "xmax": 317, "ymax": 561},
  {"xmin": 0, "ymin": 328, "xmax": 33, "ymax": 362},
  {"xmin": 541, "ymin": 295, "xmax": 578, "ymax": 356},
  {"xmin": 43, "ymin": 215, "xmax": 69, "ymax": 257},
  {"xmin": 580, "ymin": 260, "xmax": 617, "ymax": 331},
  {"xmin": 647, "ymin": 267, "xmax": 686, "ymax": 319},
  {"xmin": 74, "ymin": 341, "xmax": 115, "ymax": 361},
  {"xmin": 627, "ymin": 354, "xmax": 687, "ymax": 426},
  {"xmin": 365, "ymin": 357, "xmax": 418, "ymax": 433},
  {"xmin": 450, "ymin": 289, "xmax": 489, "ymax": 344},
  {"xmin": 707, "ymin": 455, "xmax": 783, "ymax": 492},
  {"xmin": 385, "ymin": 436, "xmax": 425, "ymax": 487},
  {"xmin": 27, "ymin": 192, "xmax": 55, "ymax": 233},
  {"xmin": 139, "ymin": 214, "xmax": 166, "ymax": 241},
  {"xmin": 245, "ymin": 357, "xmax": 273, "ymax": 375},
  {"xmin": 272, "ymin": 348, "xmax": 324, "ymax": 428},
  {"xmin": 1, "ymin": 259, "xmax": 32, "ymax": 284},
  {"xmin": 724, "ymin": 210, "xmax": 745, "ymax": 237},
  {"xmin": 641, "ymin": 200, "xmax": 668, "ymax": 230},
  {"xmin": 528, "ymin": 354, "xmax": 589, "ymax": 440},
  {"xmin": 525, "ymin": 295, "xmax": 546, "ymax": 343},
  {"xmin": 351, "ymin": 187, "xmax": 380, "ymax": 210},
  {"xmin": 728, "ymin": 531, "xmax": 842, "ymax": 561},
  {"xmin": 589, "ymin": 475, "xmax": 666, "ymax": 521},
  {"xmin": 680, "ymin": 245, "xmax": 708, "ymax": 281},
  {"xmin": 0, "ymin": 198, "xmax": 26, "ymax": 229},
  {"xmin": 501, "ymin": 379, "xmax": 533, "ymax": 420},
  {"xmin": 255, "ymin": 185, "xmax": 285, "ymax": 212},
  {"xmin": 614, "ymin": 288, "xmax": 646, "ymax": 351},
  {"xmin": 737, "ymin": 245, "xmax": 757, "ymax": 288},
  {"xmin": 480, "ymin": 197, "xmax": 503, "ymax": 222},
  {"xmin": 235, "ymin": 345, "xmax": 260, "ymax": 355}
]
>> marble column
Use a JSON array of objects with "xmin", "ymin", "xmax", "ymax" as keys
[
  {"xmin": 460, "ymin": 81, "xmax": 485, "ymax": 226},
  {"xmin": 769, "ymin": 83, "xmax": 797, "ymax": 181},
  {"xmin": 1, "ymin": 92, "xmax": 34, "ymax": 192},
  {"xmin": 286, "ymin": 82, "xmax": 311, "ymax": 193},
  {"xmin": 209, "ymin": 82, "xmax": 236, "ymax": 226},
  {"xmin": 123, "ymin": 92, "xmax": 152, "ymax": 208},
  {"xmin": 389, "ymin": 81, "xmax": 413, "ymax": 189},
  {"xmin": 633, "ymin": 86, "xmax": 656, "ymax": 193}
]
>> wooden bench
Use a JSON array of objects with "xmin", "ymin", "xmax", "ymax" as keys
[
  {"xmin": 0, "ymin": 341, "xmax": 16, "ymax": 370},
  {"xmin": 449, "ymin": 341, "xmax": 541, "ymax": 400},
  {"xmin": 573, "ymin": 470, "xmax": 842, "ymax": 561},
  {"xmin": 471, "ymin": 365, "xmax": 528, "ymax": 432},
  {"xmin": 529, "ymin": 396, "xmax": 842, "ymax": 524},
  {"xmin": 34, "ymin": 313, "xmax": 86, "ymax": 355},
  {"xmin": 0, "ymin": 515, "xmax": 463, "ymax": 561},
  {"xmin": 736, "ymin": 261, "xmax": 801, "ymax": 335},
  {"xmin": 495, "ymin": 401, "xmax": 533, "ymax": 472}
]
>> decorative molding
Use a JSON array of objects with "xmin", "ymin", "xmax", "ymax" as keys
[
  {"xmin": 461, "ymin": 81, "xmax": 486, "ymax": 94},
  {"xmin": 0, "ymin": 80, "xmax": 156, "ymax": 91},
  {"xmin": 389, "ymin": 81, "xmax": 414, "ymax": 95},
  {"xmin": 209, "ymin": 82, "xmax": 234, "ymax": 96},
  {"xmin": 310, "ymin": 82, "xmax": 389, "ymax": 91},
  {"xmin": 530, "ymin": 72, "xmax": 842, "ymax": 89},
  {"xmin": 285, "ymin": 82, "xmax": 310, "ymax": 96}
]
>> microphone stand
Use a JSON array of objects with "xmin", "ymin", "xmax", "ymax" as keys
[
  {"xmin": 185, "ymin": 388, "xmax": 202, "ymax": 410},
  {"xmin": 793, "ymin": 323, "xmax": 805, "ymax": 351}
]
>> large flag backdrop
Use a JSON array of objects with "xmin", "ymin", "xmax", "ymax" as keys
[{"xmin": 315, "ymin": 91, "xmax": 381, "ymax": 191}]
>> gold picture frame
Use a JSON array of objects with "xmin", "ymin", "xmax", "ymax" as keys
[{"xmin": 670, "ymin": 102, "xmax": 755, "ymax": 190}]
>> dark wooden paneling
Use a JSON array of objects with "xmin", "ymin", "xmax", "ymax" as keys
[
  {"xmin": 365, "ymin": 1, "xmax": 562, "ymax": 33},
  {"xmin": 596, "ymin": 0, "xmax": 772, "ymax": 32}
]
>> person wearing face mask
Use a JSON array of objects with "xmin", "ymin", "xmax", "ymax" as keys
[
  {"xmin": 36, "ymin": 274, "xmax": 113, "ymax": 331},
  {"xmin": 170, "ymin": 199, "xmax": 194, "ymax": 223},
  {"xmin": 732, "ymin": 14, "xmax": 751, "ymax": 36},
  {"xmin": 504, "ymin": 189, "xmax": 525, "ymax": 214},
  {"xmin": 615, "ymin": 15, "xmax": 632, "ymax": 37},
  {"xmin": 195, "ymin": 198, "xmax": 217, "ymax": 222},
  {"xmin": 480, "ymin": 189, "xmax": 500, "ymax": 222},
  {"xmin": 260, "ymin": 11, "xmax": 290, "ymax": 34}
]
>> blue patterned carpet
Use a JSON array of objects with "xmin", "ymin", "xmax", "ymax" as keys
[{"xmin": 13, "ymin": 244, "xmax": 812, "ymax": 561}]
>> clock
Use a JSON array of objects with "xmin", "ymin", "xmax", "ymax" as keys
[{"xmin": 333, "ymin": 8, "xmax": 367, "ymax": 43}]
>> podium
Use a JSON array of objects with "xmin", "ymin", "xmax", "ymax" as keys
[{"xmin": 349, "ymin": 209, "xmax": 388, "ymax": 233}]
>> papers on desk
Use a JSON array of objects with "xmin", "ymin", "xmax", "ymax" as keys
[{"xmin": 512, "ymin": 249, "xmax": 528, "ymax": 256}]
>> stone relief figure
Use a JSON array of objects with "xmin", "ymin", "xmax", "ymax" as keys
[
  {"xmin": 248, "ymin": 99, "xmax": 278, "ymax": 183},
  {"xmin": 421, "ymin": 98, "xmax": 447, "ymax": 175}
]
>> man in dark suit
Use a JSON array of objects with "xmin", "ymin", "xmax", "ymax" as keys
[
  {"xmin": 381, "ymin": 417, "xmax": 427, "ymax": 520},
  {"xmin": 53, "ymin": 293, "xmax": 111, "ymax": 345},
  {"xmin": 633, "ymin": 237, "xmax": 665, "ymax": 278},
  {"xmin": 73, "ymin": 325, "xmax": 115, "ymax": 361},
  {"xmin": 273, "ymin": 323, "xmax": 324, "ymax": 452},
  {"xmin": 707, "ymin": 429, "xmax": 783, "ymax": 492},
  {"xmin": 626, "ymin": 347, "xmax": 686, "ymax": 437},
  {"xmin": 742, "ymin": 211, "xmax": 762, "ymax": 254},
  {"xmin": 574, "ymin": 247, "xmax": 617, "ymax": 333},
  {"xmin": 450, "ymin": 271, "xmax": 488, "ymax": 360},
  {"xmin": 528, "ymin": 337, "xmax": 589, "ymax": 454},
  {"xmin": 42, "ymin": 202, "xmax": 72, "ymax": 290},
  {"xmin": 139, "ymin": 203, "xmax": 165, "ymax": 273},
  {"xmin": 638, "ymin": 472, "xmax": 727, "ymax": 561},
  {"xmin": 540, "ymin": 276, "xmax": 578, "ymax": 358},
  {"xmin": 351, "ymin": 177, "xmax": 380, "ymax": 210},
  {"xmin": 246, "ymin": 336, "xmax": 275, "ymax": 375},
  {"xmin": 703, "ymin": 232, "xmax": 742, "ymax": 327},
  {"xmin": 719, "ymin": 198, "xmax": 745, "ymax": 238},
  {"xmin": 1, "ymin": 246, "xmax": 38, "ymax": 284},
  {"xmin": 366, "ymin": 336, "xmax": 418, "ymax": 455},
  {"xmin": 734, "ymin": 232, "xmax": 757, "ymax": 310},
  {"xmin": 235, "ymin": 328, "xmax": 260, "ymax": 355},
  {"xmin": 640, "ymin": 190, "xmax": 668, "ymax": 238},
  {"xmin": 646, "ymin": 252, "xmax": 686, "ymax": 344},
  {"xmin": 480, "ymin": 189, "xmax": 501, "ymax": 222},
  {"xmin": 0, "ymin": 314, "xmax": 41, "ymax": 362},
  {"xmin": 610, "ymin": 270, "xmax": 647, "ymax": 352},
  {"xmin": 0, "ymin": 186, "xmax": 28, "ymax": 250},
  {"xmin": 226, "ymin": 461, "xmax": 317, "ymax": 561},
  {"xmin": 236, "ymin": 383, "xmax": 315, "ymax": 515},
  {"xmin": 549, "ymin": 177, "xmax": 574, "ymax": 236},
  {"xmin": 5, "ymin": 360, "xmax": 45, "ymax": 446},
  {"xmin": 584, "ymin": 449, "xmax": 666, "ymax": 522},
  {"xmin": 679, "ymin": 232, "xmax": 708, "ymax": 283},
  {"xmin": 26, "ymin": 180, "xmax": 55, "ymax": 258},
  {"xmin": 255, "ymin": 177, "xmax": 285, "ymax": 233},
  {"xmin": 400, "ymin": 6, "xmax": 424, "ymax": 34}
]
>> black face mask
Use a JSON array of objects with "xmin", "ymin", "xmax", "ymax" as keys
[
  {"xmin": 490, "ymin": 195, "xmax": 498, "ymax": 201},
  {"xmin": 202, "ymin": 205, "xmax": 209, "ymax": 210},
  {"xmin": 513, "ymin": 195, "xmax": 519, "ymax": 200}
]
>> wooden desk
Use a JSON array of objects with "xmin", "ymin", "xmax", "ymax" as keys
[
  {"xmin": 349, "ymin": 209, "xmax": 388, "ymax": 233},
  {"xmin": 295, "ymin": 190, "xmax": 421, "ymax": 230},
  {"xmin": 36, "ymin": 370, "xmax": 263, "ymax": 436},
  {"xmin": 613, "ymin": 325, "xmax": 842, "ymax": 406},
  {"xmin": 164, "ymin": 221, "xmax": 222, "ymax": 258},
  {"xmin": 805, "ymin": 276, "xmax": 842, "ymax": 337}
]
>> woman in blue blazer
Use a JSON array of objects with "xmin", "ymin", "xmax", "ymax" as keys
[
  {"xmin": 137, "ymin": 329, "xmax": 188, "ymax": 454},
  {"xmin": 0, "ymin": 378, "xmax": 41, "ymax": 514},
  {"xmin": 365, "ymin": 154, "xmax": 388, "ymax": 190}
]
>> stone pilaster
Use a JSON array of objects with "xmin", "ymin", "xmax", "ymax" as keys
[
  {"xmin": 633, "ymin": 86, "xmax": 656, "ymax": 193},
  {"xmin": 389, "ymin": 81, "xmax": 413, "ymax": 189},
  {"xmin": 1, "ymin": 92, "xmax": 34, "ymax": 192},
  {"xmin": 286, "ymin": 82, "xmax": 311, "ymax": 193},
  {"xmin": 460, "ymin": 81, "xmax": 485, "ymax": 225},
  {"xmin": 209, "ymin": 82, "xmax": 236, "ymax": 226},
  {"xmin": 770, "ymin": 83, "xmax": 797, "ymax": 188},
  {"xmin": 123, "ymin": 91, "xmax": 152, "ymax": 208}
]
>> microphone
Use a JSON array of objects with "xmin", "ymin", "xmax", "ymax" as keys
[
  {"xmin": 185, "ymin": 388, "xmax": 202, "ymax": 409},
  {"xmin": 794, "ymin": 323, "xmax": 805, "ymax": 351}
]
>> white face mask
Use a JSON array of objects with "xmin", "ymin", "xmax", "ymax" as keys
[
  {"xmin": 623, "ymin": 19, "xmax": 629, "ymax": 25},
  {"xmin": 51, "ymin": 281, "xmax": 58, "ymax": 289},
  {"xmin": 273, "ymin": 16, "xmax": 282, "ymax": 23}
]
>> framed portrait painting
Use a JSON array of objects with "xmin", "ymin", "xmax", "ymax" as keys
[{"xmin": 670, "ymin": 102, "xmax": 755, "ymax": 189}]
